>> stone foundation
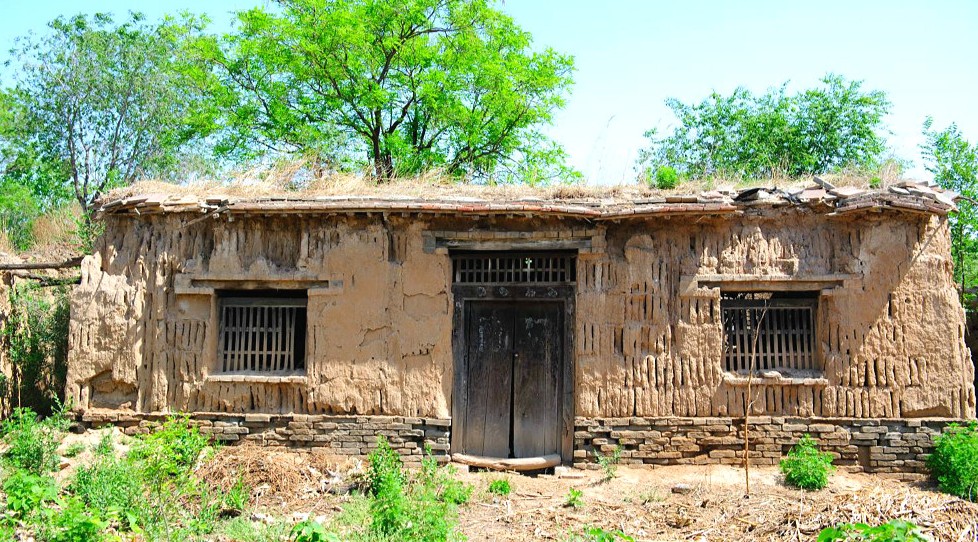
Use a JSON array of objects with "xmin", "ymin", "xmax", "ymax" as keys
[
  {"xmin": 79, "ymin": 411, "xmax": 967, "ymax": 476},
  {"xmin": 79, "ymin": 411, "xmax": 452, "ymax": 465},
  {"xmin": 574, "ymin": 416, "xmax": 966, "ymax": 477}
]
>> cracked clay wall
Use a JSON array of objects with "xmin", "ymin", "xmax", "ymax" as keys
[{"xmin": 67, "ymin": 209, "xmax": 975, "ymax": 420}]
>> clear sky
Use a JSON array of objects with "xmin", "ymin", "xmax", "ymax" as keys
[{"xmin": 1, "ymin": 0, "xmax": 976, "ymax": 184}]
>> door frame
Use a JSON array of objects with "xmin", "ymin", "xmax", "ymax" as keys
[{"xmin": 450, "ymin": 283, "xmax": 575, "ymax": 463}]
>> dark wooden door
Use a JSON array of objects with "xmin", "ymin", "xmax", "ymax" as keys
[{"xmin": 462, "ymin": 301, "xmax": 562, "ymax": 458}]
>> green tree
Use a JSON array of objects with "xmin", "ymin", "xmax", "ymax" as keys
[
  {"xmin": 3, "ymin": 12, "xmax": 213, "ymax": 217},
  {"xmin": 637, "ymin": 75, "xmax": 891, "ymax": 181},
  {"xmin": 192, "ymin": 0, "xmax": 575, "ymax": 182},
  {"xmin": 921, "ymin": 118, "xmax": 978, "ymax": 300}
]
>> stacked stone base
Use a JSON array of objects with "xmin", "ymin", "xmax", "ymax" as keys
[
  {"xmin": 78, "ymin": 410, "xmax": 451, "ymax": 465},
  {"xmin": 79, "ymin": 411, "xmax": 966, "ymax": 475},
  {"xmin": 575, "ymin": 416, "xmax": 965, "ymax": 478}
]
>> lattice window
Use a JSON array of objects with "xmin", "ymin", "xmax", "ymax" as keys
[
  {"xmin": 452, "ymin": 252, "xmax": 576, "ymax": 284},
  {"xmin": 721, "ymin": 292, "xmax": 818, "ymax": 373},
  {"xmin": 218, "ymin": 290, "xmax": 307, "ymax": 373}
]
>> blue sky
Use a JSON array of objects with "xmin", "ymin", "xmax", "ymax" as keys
[{"xmin": 2, "ymin": 0, "xmax": 976, "ymax": 183}]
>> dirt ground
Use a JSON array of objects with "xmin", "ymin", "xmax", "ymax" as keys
[{"xmin": 191, "ymin": 444, "xmax": 978, "ymax": 542}]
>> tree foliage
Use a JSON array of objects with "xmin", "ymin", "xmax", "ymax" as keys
[
  {"xmin": 637, "ymin": 75, "xmax": 891, "ymax": 181},
  {"xmin": 921, "ymin": 118, "xmax": 978, "ymax": 299},
  {"xmin": 3, "ymin": 12, "xmax": 212, "ymax": 215},
  {"xmin": 191, "ymin": 0, "xmax": 576, "ymax": 182}
]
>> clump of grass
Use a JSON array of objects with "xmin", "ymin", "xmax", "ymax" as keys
[
  {"xmin": 62, "ymin": 442, "xmax": 86, "ymax": 458},
  {"xmin": 1, "ymin": 406, "xmax": 69, "ymax": 474},
  {"xmin": 927, "ymin": 422, "xmax": 978, "ymax": 501},
  {"xmin": 780, "ymin": 435, "xmax": 834, "ymax": 491},
  {"xmin": 487, "ymin": 478, "xmax": 511, "ymax": 497}
]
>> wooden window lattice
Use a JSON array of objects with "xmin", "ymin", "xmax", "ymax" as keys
[
  {"xmin": 452, "ymin": 253, "xmax": 576, "ymax": 285},
  {"xmin": 218, "ymin": 297, "xmax": 306, "ymax": 373},
  {"xmin": 721, "ymin": 297, "xmax": 817, "ymax": 373}
]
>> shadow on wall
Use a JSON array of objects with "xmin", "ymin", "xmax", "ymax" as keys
[{"xmin": 966, "ymin": 300, "xmax": 978, "ymax": 417}]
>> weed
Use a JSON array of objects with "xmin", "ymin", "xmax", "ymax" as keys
[
  {"xmin": 653, "ymin": 166, "xmax": 679, "ymax": 189},
  {"xmin": 564, "ymin": 487, "xmax": 584, "ymax": 509},
  {"xmin": 44, "ymin": 497, "xmax": 107, "ymax": 542},
  {"xmin": 488, "ymin": 478, "xmax": 512, "ymax": 496},
  {"xmin": 69, "ymin": 453, "xmax": 143, "ymax": 529},
  {"xmin": 420, "ymin": 450, "xmax": 473, "ymax": 505},
  {"xmin": 3, "ymin": 469, "xmax": 58, "ymax": 518},
  {"xmin": 223, "ymin": 476, "xmax": 251, "ymax": 512},
  {"xmin": 62, "ymin": 442, "xmax": 85, "ymax": 458},
  {"xmin": 290, "ymin": 519, "xmax": 339, "ymax": 542},
  {"xmin": 596, "ymin": 445, "xmax": 622, "ymax": 480},
  {"xmin": 780, "ymin": 435, "xmax": 834, "ymax": 491},
  {"xmin": 1, "ymin": 407, "xmax": 65, "ymax": 474},
  {"xmin": 638, "ymin": 488, "xmax": 663, "ymax": 504},
  {"xmin": 576, "ymin": 526, "xmax": 635, "ymax": 541},
  {"xmin": 869, "ymin": 176, "xmax": 882, "ymax": 189},
  {"xmin": 817, "ymin": 519, "xmax": 929, "ymax": 541},
  {"xmin": 219, "ymin": 516, "xmax": 288, "ymax": 541},
  {"xmin": 93, "ymin": 431, "xmax": 115, "ymax": 457},
  {"xmin": 927, "ymin": 422, "xmax": 978, "ymax": 501},
  {"xmin": 128, "ymin": 415, "xmax": 210, "ymax": 480}
]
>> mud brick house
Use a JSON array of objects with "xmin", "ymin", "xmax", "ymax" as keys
[{"xmin": 67, "ymin": 180, "xmax": 976, "ymax": 473}]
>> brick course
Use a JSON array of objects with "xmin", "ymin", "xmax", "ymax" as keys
[{"xmin": 78, "ymin": 411, "xmax": 965, "ymax": 476}]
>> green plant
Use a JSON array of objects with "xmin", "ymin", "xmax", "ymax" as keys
[
  {"xmin": 62, "ymin": 442, "xmax": 85, "ymax": 458},
  {"xmin": 3, "ymin": 469, "xmax": 58, "ymax": 518},
  {"xmin": 868, "ymin": 176, "xmax": 883, "ymax": 189},
  {"xmin": 779, "ymin": 435, "xmax": 834, "ymax": 490},
  {"xmin": 223, "ymin": 476, "xmax": 251, "ymax": 512},
  {"xmin": 290, "ymin": 519, "xmax": 339, "ymax": 542},
  {"xmin": 488, "ymin": 478, "xmax": 512, "ymax": 497},
  {"xmin": 653, "ymin": 165, "xmax": 679, "ymax": 189},
  {"xmin": 128, "ymin": 415, "xmax": 210, "ymax": 480},
  {"xmin": 927, "ymin": 422, "xmax": 978, "ymax": 501},
  {"xmin": 1, "ymin": 407, "xmax": 65, "ymax": 474},
  {"xmin": 44, "ymin": 497, "xmax": 107, "ymax": 542},
  {"xmin": 817, "ymin": 519, "xmax": 929, "ymax": 541},
  {"xmin": 577, "ymin": 526, "xmax": 635, "ymax": 542},
  {"xmin": 596, "ymin": 445, "xmax": 622, "ymax": 480},
  {"xmin": 3, "ymin": 283, "xmax": 71, "ymax": 415},
  {"xmin": 69, "ymin": 453, "xmax": 143, "ymax": 529},
  {"xmin": 564, "ymin": 487, "xmax": 584, "ymax": 509},
  {"xmin": 219, "ymin": 516, "xmax": 288, "ymax": 541}
]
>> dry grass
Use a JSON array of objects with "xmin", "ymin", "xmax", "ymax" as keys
[{"xmin": 104, "ymin": 159, "xmax": 912, "ymax": 203}]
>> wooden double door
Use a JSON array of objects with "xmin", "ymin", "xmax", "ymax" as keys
[{"xmin": 458, "ymin": 301, "xmax": 563, "ymax": 459}]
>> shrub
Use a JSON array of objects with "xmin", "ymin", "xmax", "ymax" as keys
[
  {"xmin": 1, "ymin": 407, "xmax": 65, "ymax": 474},
  {"xmin": 653, "ymin": 166, "xmax": 679, "ymax": 189},
  {"xmin": 817, "ymin": 519, "xmax": 928, "ymax": 541},
  {"xmin": 487, "ymin": 478, "xmax": 511, "ymax": 496},
  {"xmin": 62, "ymin": 442, "xmax": 85, "ymax": 458},
  {"xmin": 596, "ymin": 445, "xmax": 622, "ymax": 480},
  {"xmin": 927, "ymin": 422, "xmax": 978, "ymax": 501},
  {"xmin": 576, "ymin": 526, "xmax": 635, "ymax": 541},
  {"xmin": 779, "ymin": 435, "xmax": 834, "ymax": 490}
]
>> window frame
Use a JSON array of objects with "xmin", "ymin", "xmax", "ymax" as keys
[
  {"xmin": 719, "ymin": 291, "xmax": 820, "ymax": 375},
  {"xmin": 216, "ymin": 289, "xmax": 309, "ymax": 375}
]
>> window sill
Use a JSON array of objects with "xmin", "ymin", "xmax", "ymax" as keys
[
  {"xmin": 722, "ymin": 371, "xmax": 828, "ymax": 387},
  {"xmin": 205, "ymin": 373, "xmax": 307, "ymax": 384}
]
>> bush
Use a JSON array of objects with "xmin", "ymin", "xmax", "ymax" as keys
[
  {"xmin": 779, "ymin": 435, "xmax": 834, "ymax": 490},
  {"xmin": 927, "ymin": 422, "xmax": 978, "ymax": 501},
  {"xmin": 653, "ymin": 166, "xmax": 679, "ymax": 189},
  {"xmin": 487, "ymin": 478, "xmax": 511, "ymax": 496},
  {"xmin": 564, "ymin": 487, "xmax": 583, "ymax": 508},
  {"xmin": 817, "ymin": 519, "xmax": 928, "ymax": 541},
  {"xmin": 1, "ymin": 407, "xmax": 66, "ymax": 474},
  {"xmin": 43, "ymin": 497, "xmax": 107, "ymax": 542}
]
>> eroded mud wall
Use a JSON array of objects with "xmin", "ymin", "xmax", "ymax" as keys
[
  {"xmin": 67, "ymin": 208, "xmax": 975, "ymax": 419},
  {"xmin": 578, "ymin": 210, "xmax": 975, "ymax": 418}
]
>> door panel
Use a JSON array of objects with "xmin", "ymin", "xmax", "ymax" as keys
[
  {"xmin": 513, "ymin": 303, "xmax": 562, "ymax": 457},
  {"xmin": 463, "ymin": 303, "xmax": 513, "ymax": 457}
]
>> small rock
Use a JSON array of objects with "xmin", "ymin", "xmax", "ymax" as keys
[
  {"xmin": 671, "ymin": 483, "xmax": 694, "ymax": 495},
  {"xmin": 250, "ymin": 512, "xmax": 275, "ymax": 524}
]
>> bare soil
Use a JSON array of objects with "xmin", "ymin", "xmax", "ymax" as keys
[{"xmin": 195, "ymin": 445, "xmax": 978, "ymax": 541}]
